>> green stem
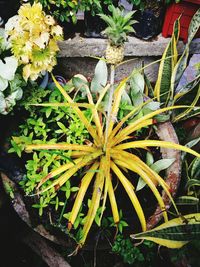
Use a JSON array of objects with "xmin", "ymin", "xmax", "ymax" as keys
[
  {"xmin": 105, "ymin": 64, "xmax": 115, "ymax": 148},
  {"xmin": 58, "ymin": 198, "xmax": 68, "ymax": 225}
]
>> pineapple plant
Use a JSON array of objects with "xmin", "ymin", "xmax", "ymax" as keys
[{"xmin": 99, "ymin": 5, "xmax": 137, "ymax": 65}]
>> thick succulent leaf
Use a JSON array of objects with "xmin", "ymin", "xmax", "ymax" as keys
[
  {"xmin": 72, "ymin": 74, "xmax": 88, "ymax": 95},
  {"xmin": 175, "ymin": 54, "xmax": 200, "ymax": 95},
  {"xmin": 190, "ymin": 158, "xmax": 200, "ymax": 179},
  {"xmin": 0, "ymin": 91, "xmax": 7, "ymax": 114},
  {"xmin": 187, "ymin": 8, "xmax": 200, "ymax": 44},
  {"xmin": 91, "ymin": 59, "xmax": 108, "ymax": 93},
  {"xmin": 136, "ymin": 158, "xmax": 175, "ymax": 191},
  {"xmin": 186, "ymin": 179, "xmax": 200, "ymax": 190},
  {"xmin": 172, "ymin": 47, "xmax": 189, "ymax": 95},
  {"xmin": 154, "ymin": 40, "xmax": 173, "ymax": 104},
  {"xmin": 173, "ymin": 84, "xmax": 200, "ymax": 122},
  {"xmin": 150, "ymin": 158, "xmax": 175, "ymax": 174},
  {"xmin": 174, "ymin": 76, "xmax": 200, "ymax": 102},
  {"xmin": 176, "ymin": 196, "xmax": 199, "ymax": 206},
  {"xmin": 181, "ymin": 136, "xmax": 200, "ymax": 160},
  {"xmin": 130, "ymin": 70, "xmax": 144, "ymax": 95},
  {"xmin": 131, "ymin": 213, "xmax": 200, "ymax": 248},
  {"xmin": 173, "ymin": 9, "xmax": 200, "ymax": 96}
]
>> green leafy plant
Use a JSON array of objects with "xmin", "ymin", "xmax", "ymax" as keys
[
  {"xmin": 112, "ymin": 235, "xmax": 157, "ymax": 266},
  {"xmin": 29, "ymin": 0, "xmax": 79, "ymax": 24},
  {"xmin": 129, "ymin": 0, "xmax": 181, "ymax": 10},
  {"xmin": 79, "ymin": 0, "xmax": 115, "ymax": 16}
]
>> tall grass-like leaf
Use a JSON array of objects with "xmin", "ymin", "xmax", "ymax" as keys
[
  {"xmin": 111, "ymin": 105, "xmax": 190, "ymax": 146},
  {"xmin": 113, "ymin": 158, "xmax": 168, "ymax": 223},
  {"xmin": 111, "ymin": 149, "xmax": 178, "ymax": 214},
  {"xmin": 107, "ymin": 172, "xmax": 120, "ymax": 224},
  {"xmin": 111, "ymin": 161, "xmax": 146, "ymax": 231},
  {"xmin": 25, "ymin": 143, "xmax": 96, "ymax": 153},
  {"xmin": 115, "ymin": 140, "xmax": 200, "ymax": 158},
  {"xmin": 52, "ymin": 75, "xmax": 99, "ymax": 145},
  {"xmin": 35, "ymin": 151, "xmax": 103, "ymax": 195},
  {"xmin": 80, "ymin": 157, "xmax": 105, "ymax": 245},
  {"xmin": 154, "ymin": 19, "xmax": 179, "ymax": 105},
  {"xmin": 68, "ymin": 162, "xmax": 99, "ymax": 229},
  {"xmin": 172, "ymin": 9, "xmax": 200, "ymax": 99}
]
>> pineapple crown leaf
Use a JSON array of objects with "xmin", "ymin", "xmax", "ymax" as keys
[
  {"xmin": 99, "ymin": 5, "xmax": 137, "ymax": 46},
  {"xmin": 99, "ymin": 13, "xmax": 116, "ymax": 29}
]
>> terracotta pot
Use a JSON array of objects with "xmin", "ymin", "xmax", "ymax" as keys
[{"xmin": 162, "ymin": 0, "xmax": 200, "ymax": 43}]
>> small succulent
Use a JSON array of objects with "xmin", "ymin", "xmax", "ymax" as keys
[
  {"xmin": 5, "ymin": 2, "xmax": 63, "ymax": 81},
  {"xmin": 99, "ymin": 5, "xmax": 137, "ymax": 64}
]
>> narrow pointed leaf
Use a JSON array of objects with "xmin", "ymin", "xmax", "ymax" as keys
[
  {"xmin": 111, "ymin": 161, "xmax": 146, "ymax": 231},
  {"xmin": 68, "ymin": 161, "xmax": 99, "ymax": 228},
  {"xmin": 52, "ymin": 74, "xmax": 99, "ymax": 145},
  {"xmin": 113, "ymin": 158, "xmax": 168, "ymax": 223},
  {"xmin": 25, "ymin": 143, "xmax": 96, "ymax": 153},
  {"xmin": 131, "ymin": 213, "xmax": 200, "ymax": 249},
  {"xmin": 115, "ymin": 140, "xmax": 200, "ymax": 159},
  {"xmin": 80, "ymin": 157, "xmax": 105, "ymax": 245}
]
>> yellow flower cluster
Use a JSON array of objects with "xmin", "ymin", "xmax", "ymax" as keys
[{"xmin": 5, "ymin": 3, "xmax": 63, "ymax": 81}]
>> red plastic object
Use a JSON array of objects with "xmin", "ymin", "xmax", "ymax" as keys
[{"xmin": 162, "ymin": 0, "xmax": 200, "ymax": 43}]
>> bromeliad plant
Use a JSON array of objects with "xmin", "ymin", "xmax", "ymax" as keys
[
  {"xmin": 11, "ymin": 72, "xmax": 200, "ymax": 247},
  {"xmin": 9, "ymin": 6, "xmax": 200, "ymax": 248}
]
